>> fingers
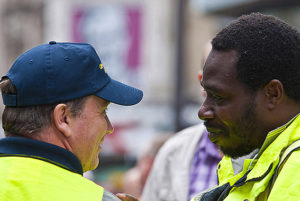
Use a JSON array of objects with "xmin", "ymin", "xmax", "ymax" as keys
[{"xmin": 116, "ymin": 193, "xmax": 139, "ymax": 201}]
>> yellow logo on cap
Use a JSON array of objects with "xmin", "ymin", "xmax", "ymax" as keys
[{"xmin": 99, "ymin": 64, "xmax": 106, "ymax": 73}]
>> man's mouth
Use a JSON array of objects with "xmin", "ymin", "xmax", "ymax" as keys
[
  {"xmin": 205, "ymin": 125, "xmax": 224, "ymax": 143},
  {"xmin": 206, "ymin": 127, "xmax": 223, "ymax": 133}
]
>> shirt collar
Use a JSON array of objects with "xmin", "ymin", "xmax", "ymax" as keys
[{"xmin": 0, "ymin": 137, "xmax": 83, "ymax": 175}]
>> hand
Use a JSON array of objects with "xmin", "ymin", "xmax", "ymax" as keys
[{"xmin": 116, "ymin": 193, "xmax": 139, "ymax": 201}]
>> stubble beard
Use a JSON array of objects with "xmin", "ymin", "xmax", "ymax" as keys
[{"xmin": 219, "ymin": 96, "xmax": 265, "ymax": 159}]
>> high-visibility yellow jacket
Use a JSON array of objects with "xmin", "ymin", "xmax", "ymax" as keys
[
  {"xmin": 0, "ymin": 137, "xmax": 120, "ymax": 201},
  {"xmin": 192, "ymin": 114, "xmax": 300, "ymax": 201}
]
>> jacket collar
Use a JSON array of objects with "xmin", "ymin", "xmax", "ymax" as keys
[
  {"xmin": 246, "ymin": 113, "xmax": 300, "ymax": 181},
  {"xmin": 218, "ymin": 113, "xmax": 300, "ymax": 185},
  {"xmin": 0, "ymin": 137, "xmax": 83, "ymax": 175}
]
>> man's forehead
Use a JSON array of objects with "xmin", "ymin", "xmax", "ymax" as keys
[
  {"xmin": 206, "ymin": 49, "xmax": 238, "ymax": 64},
  {"xmin": 204, "ymin": 50, "xmax": 238, "ymax": 73},
  {"xmin": 201, "ymin": 50, "xmax": 240, "ymax": 91}
]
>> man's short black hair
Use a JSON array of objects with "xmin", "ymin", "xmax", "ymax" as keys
[{"xmin": 212, "ymin": 13, "xmax": 300, "ymax": 101}]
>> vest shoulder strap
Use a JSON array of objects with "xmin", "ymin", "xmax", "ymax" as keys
[
  {"xmin": 279, "ymin": 139, "xmax": 300, "ymax": 166},
  {"xmin": 270, "ymin": 139, "xmax": 300, "ymax": 191}
]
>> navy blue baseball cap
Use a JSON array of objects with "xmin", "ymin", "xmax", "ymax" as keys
[{"xmin": 1, "ymin": 41, "xmax": 143, "ymax": 106}]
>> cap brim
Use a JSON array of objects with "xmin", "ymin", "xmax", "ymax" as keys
[{"xmin": 95, "ymin": 79, "xmax": 143, "ymax": 106}]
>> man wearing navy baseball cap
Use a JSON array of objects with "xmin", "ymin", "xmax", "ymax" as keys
[{"xmin": 0, "ymin": 41, "xmax": 142, "ymax": 201}]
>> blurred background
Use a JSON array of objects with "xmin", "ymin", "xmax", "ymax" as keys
[{"xmin": 1, "ymin": 0, "xmax": 300, "ymax": 197}]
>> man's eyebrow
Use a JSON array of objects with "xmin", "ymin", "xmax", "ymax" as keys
[{"xmin": 201, "ymin": 81, "xmax": 222, "ymax": 93}]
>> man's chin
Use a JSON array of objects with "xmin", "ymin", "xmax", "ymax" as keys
[{"xmin": 219, "ymin": 145, "xmax": 256, "ymax": 159}]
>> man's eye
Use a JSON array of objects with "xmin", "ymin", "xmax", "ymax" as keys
[
  {"xmin": 101, "ymin": 108, "xmax": 108, "ymax": 116},
  {"xmin": 213, "ymin": 95, "xmax": 222, "ymax": 100},
  {"xmin": 205, "ymin": 91, "xmax": 224, "ymax": 105},
  {"xmin": 211, "ymin": 94, "xmax": 224, "ymax": 104}
]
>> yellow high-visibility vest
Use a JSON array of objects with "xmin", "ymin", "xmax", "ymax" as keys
[{"xmin": 0, "ymin": 156, "xmax": 104, "ymax": 201}]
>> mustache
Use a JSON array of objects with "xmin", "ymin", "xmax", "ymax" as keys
[{"xmin": 204, "ymin": 121, "xmax": 224, "ymax": 131}]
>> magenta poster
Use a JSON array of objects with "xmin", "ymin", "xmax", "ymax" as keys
[{"xmin": 72, "ymin": 4, "xmax": 142, "ymax": 85}]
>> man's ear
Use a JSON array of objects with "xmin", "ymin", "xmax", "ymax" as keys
[
  {"xmin": 53, "ymin": 104, "xmax": 72, "ymax": 138},
  {"xmin": 264, "ymin": 79, "xmax": 284, "ymax": 110}
]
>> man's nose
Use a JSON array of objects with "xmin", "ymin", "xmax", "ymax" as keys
[{"xmin": 198, "ymin": 102, "xmax": 213, "ymax": 121}]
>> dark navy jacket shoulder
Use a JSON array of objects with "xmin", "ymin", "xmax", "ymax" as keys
[{"xmin": 0, "ymin": 137, "xmax": 83, "ymax": 175}]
